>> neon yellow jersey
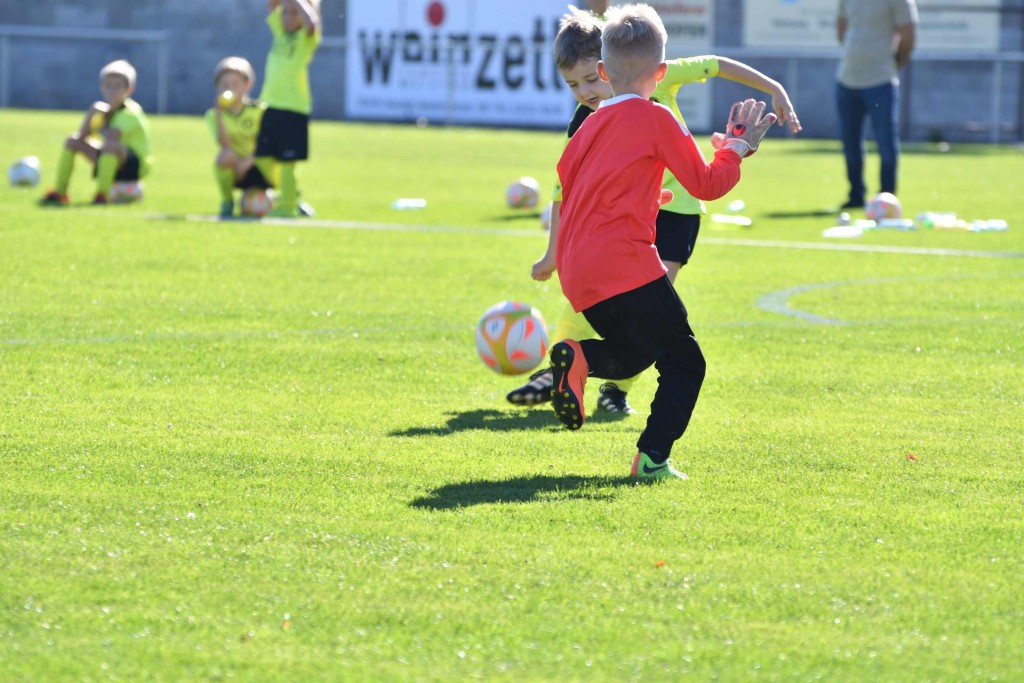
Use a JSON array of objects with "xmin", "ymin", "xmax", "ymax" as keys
[
  {"xmin": 651, "ymin": 56, "xmax": 719, "ymax": 215},
  {"xmin": 205, "ymin": 100, "xmax": 266, "ymax": 158},
  {"xmin": 110, "ymin": 98, "xmax": 153, "ymax": 177},
  {"xmin": 259, "ymin": 6, "xmax": 321, "ymax": 114}
]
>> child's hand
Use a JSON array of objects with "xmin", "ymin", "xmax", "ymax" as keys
[
  {"xmin": 531, "ymin": 253, "xmax": 557, "ymax": 281},
  {"xmin": 771, "ymin": 92, "xmax": 802, "ymax": 134}
]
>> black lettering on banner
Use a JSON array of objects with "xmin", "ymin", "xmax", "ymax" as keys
[
  {"xmin": 358, "ymin": 30, "xmax": 396, "ymax": 83},
  {"xmin": 403, "ymin": 31, "xmax": 422, "ymax": 61},
  {"xmin": 476, "ymin": 35, "xmax": 497, "ymax": 89},
  {"xmin": 503, "ymin": 36, "xmax": 525, "ymax": 88}
]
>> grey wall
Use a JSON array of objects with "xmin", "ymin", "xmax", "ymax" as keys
[{"xmin": 1, "ymin": 0, "xmax": 1022, "ymax": 142}]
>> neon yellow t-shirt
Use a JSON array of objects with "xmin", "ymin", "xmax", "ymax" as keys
[
  {"xmin": 204, "ymin": 100, "xmax": 266, "ymax": 157},
  {"xmin": 259, "ymin": 6, "xmax": 321, "ymax": 114},
  {"xmin": 110, "ymin": 98, "xmax": 154, "ymax": 177},
  {"xmin": 651, "ymin": 56, "xmax": 719, "ymax": 215},
  {"xmin": 552, "ymin": 56, "xmax": 720, "ymax": 214}
]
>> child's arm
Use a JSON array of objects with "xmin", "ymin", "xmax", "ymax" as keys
[
  {"xmin": 214, "ymin": 104, "xmax": 232, "ymax": 151},
  {"xmin": 715, "ymin": 57, "xmax": 802, "ymax": 134},
  {"xmin": 292, "ymin": 0, "xmax": 320, "ymax": 36},
  {"xmin": 78, "ymin": 101, "xmax": 110, "ymax": 138},
  {"xmin": 532, "ymin": 200, "xmax": 560, "ymax": 281}
]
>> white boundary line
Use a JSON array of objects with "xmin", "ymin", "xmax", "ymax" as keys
[{"xmin": 146, "ymin": 213, "xmax": 1024, "ymax": 259}]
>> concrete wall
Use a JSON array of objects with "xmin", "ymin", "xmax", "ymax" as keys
[{"xmin": 1, "ymin": 0, "xmax": 1021, "ymax": 142}]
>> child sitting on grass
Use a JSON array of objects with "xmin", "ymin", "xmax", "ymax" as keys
[
  {"xmin": 206, "ymin": 56, "xmax": 275, "ymax": 218},
  {"xmin": 40, "ymin": 59, "xmax": 153, "ymax": 206}
]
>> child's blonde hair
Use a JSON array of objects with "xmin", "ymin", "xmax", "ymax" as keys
[
  {"xmin": 213, "ymin": 56, "xmax": 255, "ymax": 86},
  {"xmin": 553, "ymin": 5, "xmax": 604, "ymax": 72},
  {"xmin": 600, "ymin": 3, "xmax": 667, "ymax": 84},
  {"xmin": 99, "ymin": 59, "xmax": 136, "ymax": 89}
]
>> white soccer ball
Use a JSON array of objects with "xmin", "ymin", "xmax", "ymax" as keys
[
  {"xmin": 475, "ymin": 301, "xmax": 549, "ymax": 376},
  {"xmin": 109, "ymin": 180, "xmax": 143, "ymax": 204},
  {"xmin": 241, "ymin": 189, "xmax": 272, "ymax": 217},
  {"xmin": 8, "ymin": 156, "xmax": 41, "ymax": 187},
  {"xmin": 865, "ymin": 192, "xmax": 902, "ymax": 221},
  {"xmin": 506, "ymin": 176, "xmax": 540, "ymax": 209}
]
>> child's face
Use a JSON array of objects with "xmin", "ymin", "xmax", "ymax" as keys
[
  {"xmin": 560, "ymin": 57, "xmax": 613, "ymax": 110},
  {"xmin": 216, "ymin": 71, "xmax": 252, "ymax": 100},
  {"xmin": 281, "ymin": 0, "xmax": 305, "ymax": 33},
  {"xmin": 99, "ymin": 74, "xmax": 132, "ymax": 108}
]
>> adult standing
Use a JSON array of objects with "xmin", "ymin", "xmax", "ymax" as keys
[{"xmin": 836, "ymin": 0, "xmax": 918, "ymax": 209}]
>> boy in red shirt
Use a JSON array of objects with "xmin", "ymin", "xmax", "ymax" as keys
[{"xmin": 551, "ymin": 2, "xmax": 777, "ymax": 481}]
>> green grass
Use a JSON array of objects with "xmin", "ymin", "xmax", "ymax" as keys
[{"xmin": 1, "ymin": 108, "xmax": 1022, "ymax": 681}]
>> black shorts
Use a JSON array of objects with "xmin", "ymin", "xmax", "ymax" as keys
[
  {"xmin": 255, "ymin": 108, "xmax": 309, "ymax": 162},
  {"xmin": 655, "ymin": 211, "xmax": 701, "ymax": 265},
  {"xmin": 235, "ymin": 165, "xmax": 272, "ymax": 190},
  {"xmin": 92, "ymin": 150, "xmax": 141, "ymax": 181}
]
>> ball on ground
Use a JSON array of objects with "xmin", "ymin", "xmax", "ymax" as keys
[{"xmin": 475, "ymin": 301, "xmax": 548, "ymax": 375}]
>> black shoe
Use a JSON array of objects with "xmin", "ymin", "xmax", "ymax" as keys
[
  {"xmin": 298, "ymin": 201, "xmax": 316, "ymax": 217},
  {"xmin": 597, "ymin": 383, "xmax": 637, "ymax": 414},
  {"xmin": 840, "ymin": 198, "xmax": 864, "ymax": 209},
  {"xmin": 506, "ymin": 368, "xmax": 553, "ymax": 406}
]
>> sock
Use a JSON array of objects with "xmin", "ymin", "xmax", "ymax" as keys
[
  {"xmin": 95, "ymin": 154, "xmax": 118, "ymax": 195},
  {"xmin": 254, "ymin": 157, "xmax": 278, "ymax": 189},
  {"xmin": 55, "ymin": 146, "xmax": 75, "ymax": 194},
  {"xmin": 277, "ymin": 162, "xmax": 297, "ymax": 212},
  {"xmin": 642, "ymin": 449, "xmax": 667, "ymax": 464},
  {"xmin": 215, "ymin": 165, "xmax": 235, "ymax": 202}
]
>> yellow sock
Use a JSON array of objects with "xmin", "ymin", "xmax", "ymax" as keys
[
  {"xmin": 95, "ymin": 154, "xmax": 118, "ymax": 195},
  {"xmin": 254, "ymin": 157, "xmax": 279, "ymax": 189},
  {"xmin": 277, "ymin": 162, "xmax": 297, "ymax": 212},
  {"xmin": 55, "ymin": 147, "xmax": 75, "ymax": 194},
  {"xmin": 552, "ymin": 301, "xmax": 637, "ymax": 393},
  {"xmin": 215, "ymin": 165, "xmax": 235, "ymax": 202}
]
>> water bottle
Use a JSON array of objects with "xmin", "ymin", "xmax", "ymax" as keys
[{"xmin": 391, "ymin": 198, "xmax": 427, "ymax": 210}]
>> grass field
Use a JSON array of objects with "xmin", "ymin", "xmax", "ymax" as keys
[{"xmin": 1, "ymin": 108, "xmax": 1022, "ymax": 681}]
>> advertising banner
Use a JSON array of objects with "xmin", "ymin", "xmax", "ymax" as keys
[
  {"xmin": 345, "ymin": 0, "xmax": 575, "ymax": 127},
  {"xmin": 743, "ymin": 0, "xmax": 1000, "ymax": 52},
  {"xmin": 650, "ymin": 0, "xmax": 715, "ymax": 131}
]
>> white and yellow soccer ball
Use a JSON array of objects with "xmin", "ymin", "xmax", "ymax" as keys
[
  {"xmin": 506, "ymin": 176, "xmax": 540, "ymax": 209},
  {"xmin": 865, "ymin": 192, "xmax": 902, "ymax": 221},
  {"xmin": 240, "ymin": 189, "xmax": 272, "ymax": 217},
  {"xmin": 475, "ymin": 301, "xmax": 549, "ymax": 376},
  {"xmin": 108, "ymin": 180, "xmax": 144, "ymax": 203},
  {"xmin": 8, "ymin": 156, "xmax": 41, "ymax": 187}
]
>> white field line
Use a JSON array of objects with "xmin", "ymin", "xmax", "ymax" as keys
[{"xmin": 148, "ymin": 213, "xmax": 1024, "ymax": 259}]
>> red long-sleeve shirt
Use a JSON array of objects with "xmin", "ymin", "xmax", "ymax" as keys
[{"xmin": 556, "ymin": 94, "xmax": 742, "ymax": 311}]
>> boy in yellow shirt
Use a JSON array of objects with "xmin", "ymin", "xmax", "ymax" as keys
[
  {"xmin": 40, "ymin": 59, "xmax": 153, "ymax": 206},
  {"xmin": 206, "ymin": 56, "xmax": 275, "ymax": 218},
  {"xmin": 254, "ymin": 0, "xmax": 321, "ymax": 218}
]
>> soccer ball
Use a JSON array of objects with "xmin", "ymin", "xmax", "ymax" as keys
[
  {"xmin": 8, "ymin": 156, "xmax": 41, "ymax": 187},
  {"xmin": 475, "ymin": 301, "xmax": 549, "ymax": 376},
  {"xmin": 240, "ymin": 189, "xmax": 272, "ymax": 217},
  {"xmin": 108, "ymin": 180, "xmax": 143, "ymax": 203},
  {"xmin": 865, "ymin": 192, "xmax": 902, "ymax": 221},
  {"xmin": 506, "ymin": 176, "xmax": 540, "ymax": 209}
]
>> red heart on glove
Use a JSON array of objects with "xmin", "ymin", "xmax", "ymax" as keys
[{"xmin": 732, "ymin": 124, "xmax": 746, "ymax": 135}]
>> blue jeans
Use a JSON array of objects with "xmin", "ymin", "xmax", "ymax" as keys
[{"xmin": 836, "ymin": 81, "xmax": 900, "ymax": 203}]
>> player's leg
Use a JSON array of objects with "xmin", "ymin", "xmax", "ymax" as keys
[
  {"xmin": 94, "ymin": 138, "xmax": 128, "ymax": 202},
  {"xmin": 584, "ymin": 277, "xmax": 702, "ymax": 479},
  {"xmin": 836, "ymin": 82, "xmax": 867, "ymax": 208},
  {"xmin": 42, "ymin": 134, "xmax": 99, "ymax": 204},
  {"xmin": 866, "ymin": 82, "xmax": 899, "ymax": 194},
  {"xmin": 215, "ymin": 149, "xmax": 239, "ymax": 216},
  {"xmin": 655, "ymin": 211, "xmax": 700, "ymax": 285}
]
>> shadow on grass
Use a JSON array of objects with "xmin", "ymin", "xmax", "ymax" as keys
[
  {"xmin": 391, "ymin": 408, "xmax": 631, "ymax": 437},
  {"xmin": 761, "ymin": 209, "xmax": 838, "ymax": 219},
  {"xmin": 410, "ymin": 474, "xmax": 634, "ymax": 509}
]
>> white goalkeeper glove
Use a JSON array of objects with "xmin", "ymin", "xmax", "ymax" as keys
[{"xmin": 711, "ymin": 99, "xmax": 778, "ymax": 158}]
